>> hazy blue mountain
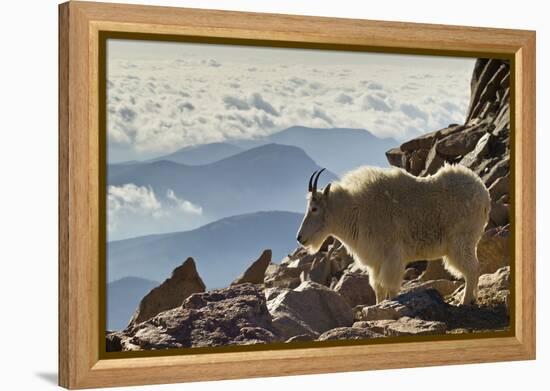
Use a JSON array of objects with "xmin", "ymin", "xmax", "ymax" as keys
[
  {"xmin": 107, "ymin": 276, "xmax": 159, "ymax": 331},
  {"xmin": 148, "ymin": 142, "xmax": 243, "ymax": 165},
  {"xmin": 108, "ymin": 143, "xmax": 336, "ymax": 220},
  {"xmin": 231, "ymin": 126, "xmax": 398, "ymax": 175},
  {"xmin": 108, "ymin": 211, "xmax": 303, "ymax": 289}
]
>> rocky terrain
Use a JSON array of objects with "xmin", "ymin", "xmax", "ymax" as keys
[{"xmin": 107, "ymin": 58, "xmax": 511, "ymax": 352}]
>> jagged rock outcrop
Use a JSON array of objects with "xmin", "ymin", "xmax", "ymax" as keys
[
  {"xmin": 231, "ymin": 249, "xmax": 272, "ymax": 286},
  {"xmin": 385, "ymin": 58, "xmax": 510, "ymax": 230},
  {"xmin": 127, "ymin": 257, "xmax": 205, "ymax": 327},
  {"xmin": 113, "ymin": 283, "xmax": 277, "ymax": 350}
]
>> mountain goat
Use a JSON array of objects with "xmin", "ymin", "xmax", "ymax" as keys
[{"xmin": 296, "ymin": 165, "xmax": 490, "ymax": 306}]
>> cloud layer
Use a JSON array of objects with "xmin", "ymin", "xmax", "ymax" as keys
[{"xmin": 107, "ymin": 43, "xmax": 475, "ymax": 162}]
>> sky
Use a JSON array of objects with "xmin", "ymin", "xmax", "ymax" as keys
[{"xmin": 106, "ymin": 39, "xmax": 476, "ymax": 163}]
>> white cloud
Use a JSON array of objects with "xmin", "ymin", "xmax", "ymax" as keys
[
  {"xmin": 107, "ymin": 184, "xmax": 203, "ymax": 236},
  {"xmin": 107, "ymin": 44, "xmax": 475, "ymax": 161},
  {"xmin": 166, "ymin": 189, "xmax": 202, "ymax": 215},
  {"xmin": 108, "ymin": 184, "xmax": 161, "ymax": 215}
]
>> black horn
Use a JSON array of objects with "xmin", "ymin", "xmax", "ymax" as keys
[
  {"xmin": 308, "ymin": 170, "xmax": 318, "ymax": 192},
  {"xmin": 312, "ymin": 168, "xmax": 326, "ymax": 192}
]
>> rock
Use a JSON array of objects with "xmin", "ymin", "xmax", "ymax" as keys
[
  {"xmin": 403, "ymin": 267, "xmax": 421, "ymax": 281},
  {"xmin": 482, "ymin": 157, "xmax": 509, "ymax": 188},
  {"xmin": 267, "ymin": 281, "xmax": 353, "ymax": 339},
  {"xmin": 420, "ymin": 260, "xmax": 454, "ymax": 281},
  {"xmin": 460, "ymin": 132, "xmax": 493, "ymax": 168},
  {"xmin": 119, "ymin": 283, "xmax": 276, "ymax": 350},
  {"xmin": 477, "ymin": 226, "xmax": 510, "ymax": 274},
  {"xmin": 360, "ymin": 300, "xmax": 410, "ymax": 321},
  {"xmin": 285, "ymin": 334, "xmax": 315, "ymax": 343},
  {"xmin": 128, "ymin": 258, "xmax": 205, "ymax": 327},
  {"xmin": 401, "ymin": 129, "xmax": 441, "ymax": 152},
  {"xmin": 317, "ymin": 327, "xmax": 382, "ymax": 341},
  {"xmin": 488, "ymin": 174, "xmax": 509, "ymax": 202},
  {"xmin": 385, "ymin": 317, "xmax": 447, "ymax": 336},
  {"xmin": 106, "ymin": 332, "xmax": 123, "ymax": 352},
  {"xmin": 328, "ymin": 243, "xmax": 354, "ymax": 275},
  {"xmin": 421, "ymin": 144, "xmax": 445, "ymax": 176},
  {"xmin": 448, "ymin": 266, "xmax": 509, "ymax": 310},
  {"xmin": 489, "ymin": 201, "xmax": 509, "ymax": 227},
  {"xmin": 436, "ymin": 129, "xmax": 486, "ymax": 157},
  {"xmin": 233, "ymin": 327, "xmax": 278, "ymax": 345},
  {"xmin": 333, "ymin": 272, "xmax": 376, "ymax": 307},
  {"xmin": 445, "ymin": 267, "xmax": 509, "ymax": 330},
  {"xmin": 409, "ymin": 149, "xmax": 429, "ymax": 176},
  {"xmin": 354, "ymin": 317, "xmax": 447, "ymax": 336},
  {"xmin": 264, "ymin": 287, "xmax": 286, "ymax": 301},
  {"xmin": 479, "ymin": 266, "xmax": 510, "ymax": 291},
  {"xmin": 360, "ymin": 289, "xmax": 449, "ymax": 322},
  {"xmin": 386, "ymin": 147, "xmax": 407, "ymax": 168},
  {"xmin": 264, "ymin": 263, "xmax": 301, "ymax": 289},
  {"xmin": 302, "ymin": 256, "xmax": 331, "ymax": 285},
  {"xmin": 231, "ymin": 249, "xmax": 272, "ymax": 286},
  {"xmin": 402, "ymin": 279, "xmax": 463, "ymax": 298}
]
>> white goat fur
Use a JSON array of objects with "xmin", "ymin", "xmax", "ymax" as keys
[{"xmin": 303, "ymin": 164, "xmax": 490, "ymax": 305}]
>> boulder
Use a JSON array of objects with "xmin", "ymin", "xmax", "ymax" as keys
[
  {"xmin": 448, "ymin": 266, "xmax": 509, "ymax": 309},
  {"xmin": 420, "ymin": 260, "xmax": 454, "ymax": 281},
  {"xmin": 409, "ymin": 149, "xmax": 429, "ymax": 176},
  {"xmin": 386, "ymin": 147, "xmax": 407, "ymax": 168},
  {"xmin": 354, "ymin": 317, "xmax": 446, "ymax": 336},
  {"xmin": 402, "ymin": 279, "xmax": 463, "ymax": 298},
  {"xmin": 421, "ymin": 144, "xmax": 445, "ymax": 176},
  {"xmin": 128, "ymin": 258, "xmax": 205, "ymax": 327},
  {"xmin": 460, "ymin": 132, "xmax": 492, "ymax": 168},
  {"xmin": 267, "ymin": 281, "xmax": 353, "ymax": 339},
  {"xmin": 489, "ymin": 201, "xmax": 509, "ymax": 227},
  {"xmin": 436, "ymin": 128, "xmax": 486, "ymax": 157},
  {"xmin": 478, "ymin": 266, "xmax": 510, "ymax": 291},
  {"xmin": 488, "ymin": 174, "xmax": 509, "ymax": 202},
  {"xmin": 264, "ymin": 263, "xmax": 301, "ymax": 289},
  {"xmin": 285, "ymin": 334, "xmax": 315, "ymax": 343},
  {"xmin": 401, "ymin": 129, "xmax": 441, "ymax": 152},
  {"xmin": 482, "ymin": 157, "xmax": 509, "ymax": 188},
  {"xmin": 317, "ymin": 327, "xmax": 382, "ymax": 341},
  {"xmin": 359, "ymin": 300, "xmax": 410, "ymax": 321},
  {"xmin": 477, "ymin": 226, "xmax": 510, "ymax": 274},
  {"xmin": 231, "ymin": 249, "xmax": 272, "ymax": 286},
  {"xmin": 119, "ymin": 283, "xmax": 276, "ymax": 350},
  {"xmin": 106, "ymin": 332, "xmax": 123, "ymax": 352},
  {"xmin": 360, "ymin": 289, "xmax": 449, "ymax": 322},
  {"xmin": 302, "ymin": 256, "xmax": 331, "ymax": 285},
  {"xmin": 333, "ymin": 272, "xmax": 376, "ymax": 307}
]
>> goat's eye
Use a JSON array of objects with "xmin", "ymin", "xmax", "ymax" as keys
[{"xmin": 311, "ymin": 207, "xmax": 318, "ymax": 212}]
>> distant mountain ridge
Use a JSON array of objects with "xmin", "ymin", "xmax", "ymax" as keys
[
  {"xmin": 143, "ymin": 126, "xmax": 397, "ymax": 176},
  {"xmin": 148, "ymin": 142, "xmax": 243, "ymax": 165},
  {"xmin": 230, "ymin": 126, "xmax": 398, "ymax": 175},
  {"xmin": 108, "ymin": 143, "xmax": 335, "ymax": 238},
  {"xmin": 108, "ymin": 211, "xmax": 303, "ymax": 289}
]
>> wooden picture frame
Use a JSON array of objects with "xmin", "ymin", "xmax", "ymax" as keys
[{"xmin": 59, "ymin": 1, "xmax": 536, "ymax": 389}]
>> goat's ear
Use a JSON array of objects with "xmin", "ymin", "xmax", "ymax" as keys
[{"xmin": 322, "ymin": 183, "xmax": 332, "ymax": 199}]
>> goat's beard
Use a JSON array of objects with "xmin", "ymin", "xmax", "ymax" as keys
[{"xmin": 302, "ymin": 233, "xmax": 327, "ymax": 255}]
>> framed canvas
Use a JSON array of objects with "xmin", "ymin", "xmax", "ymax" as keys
[{"xmin": 58, "ymin": 1, "xmax": 536, "ymax": 389}]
